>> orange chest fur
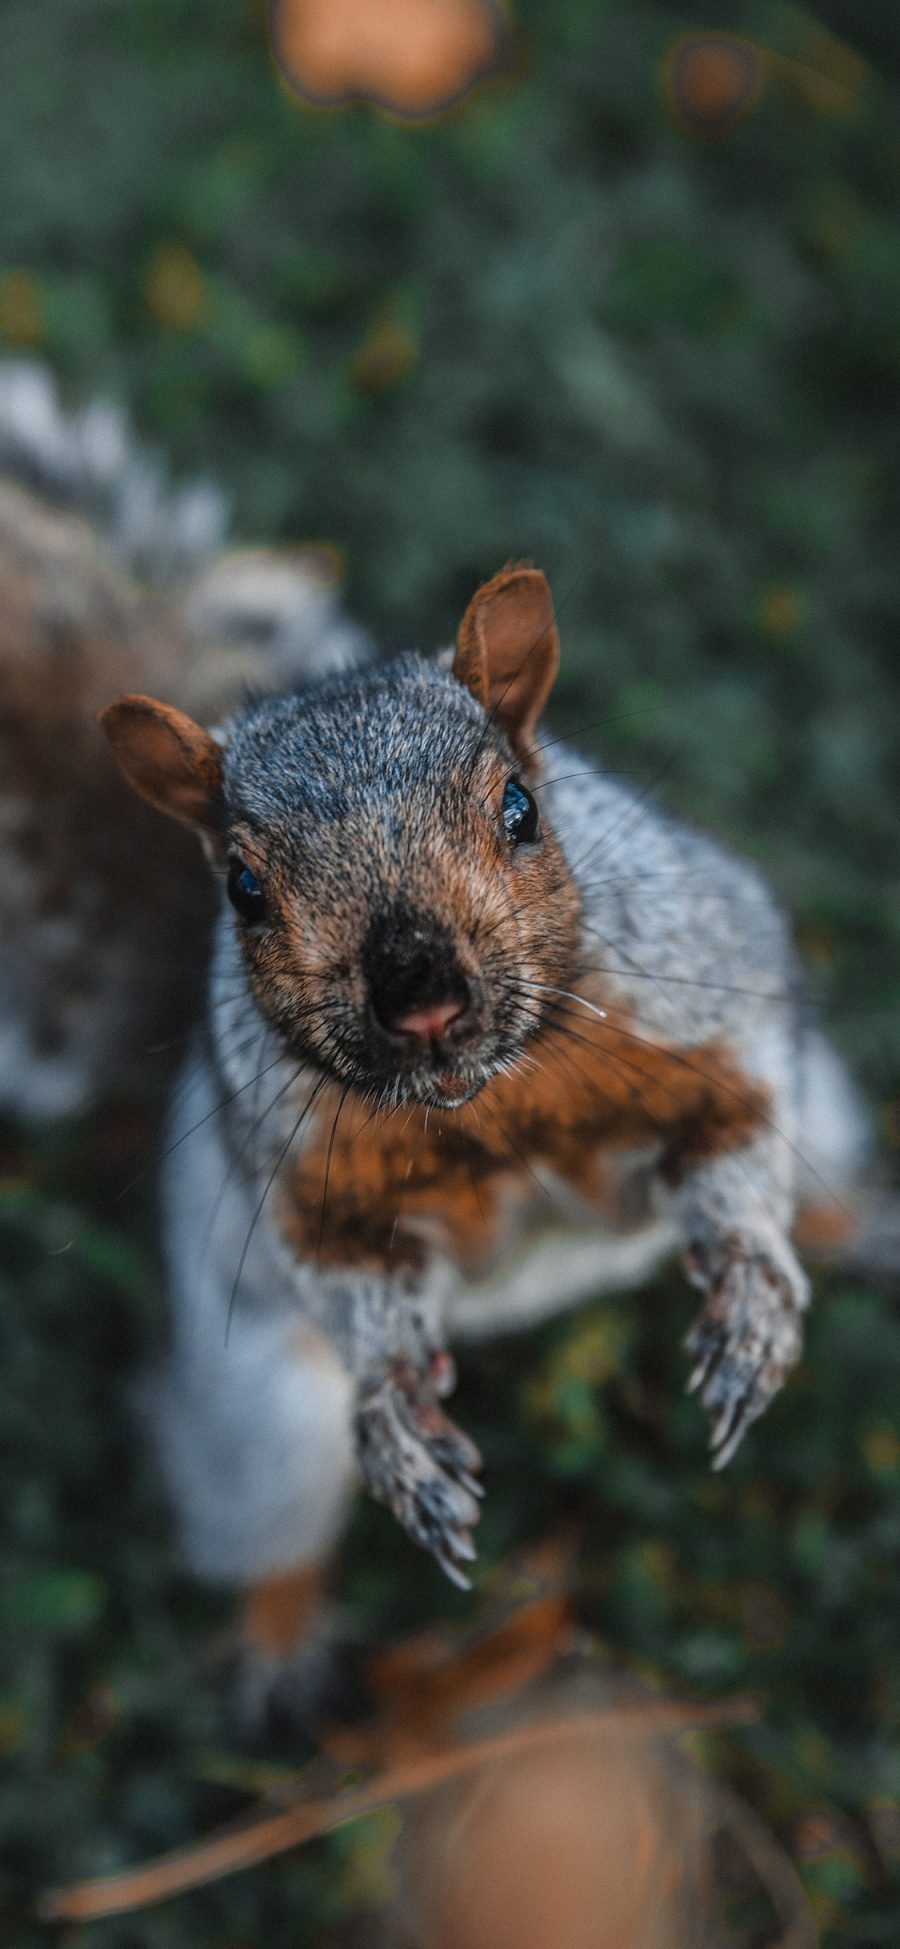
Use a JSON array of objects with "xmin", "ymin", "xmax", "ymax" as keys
[{"xmin": 275, "ymin": 1000, "xmax": 769, "ymax": 1277}]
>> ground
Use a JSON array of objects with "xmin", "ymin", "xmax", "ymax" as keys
[{"xmin": 1, "ymin": 0, "xmax": 900, "ymax": 1941}]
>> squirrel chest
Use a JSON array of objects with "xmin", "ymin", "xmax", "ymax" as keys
[{"xmin": 275, "ymin": 992, "xmax": 769, "ymax": 1277}]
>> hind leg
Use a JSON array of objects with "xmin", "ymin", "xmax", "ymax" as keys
[
  {"xmin": 792, "ymin": 1029, "xmax": 887, "ymax": 1270},
  {"xmin": 150, "ymin": 1307, "xmax": 358, "ymax": 1739},
  {"xmin": 236, "ymin": 1559, "xmax": 353, "ymax": 1746}
]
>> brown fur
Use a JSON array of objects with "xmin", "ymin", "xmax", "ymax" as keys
[
  {"xmin": 277, "ymin": 989, "xmax": 770, "ymax": 1275},
  {"xmin": 793, "ymin": 1200, "xmax": 857, "ymax": 1256},
  {"xmin": 242, "ymin": 1562, "xmax": 326, "ymax": 1660},
  {"xmin": 227, "ymin": 732, "xmax": 582, "ymax": 1104},
  {"xmin": 99, "ymin": 696, "xmax": 224, "ymax": 838},
  {"xmin": 452, "ymin": 564, "xmax": 559, "ymax": 769}
]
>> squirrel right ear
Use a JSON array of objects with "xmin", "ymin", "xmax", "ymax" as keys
[
  {"xmin": 452, "ymin": 565, "xmax": 559, "ymax": 769},
  {"xmin": 99, "ymin": 695, "xmax": 224, "ymax": 846}
]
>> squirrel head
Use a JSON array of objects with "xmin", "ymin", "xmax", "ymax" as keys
[{"xmin": 100, "ymin": 566, "xmax": 580, "ymax": 1109}]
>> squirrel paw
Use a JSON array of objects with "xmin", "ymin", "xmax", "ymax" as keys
[
  {"xmin": 354, "ymin": 1358, "xmax": 483, "ymax": 1589},
  {"xmin": 684, "ymin": 1237, "xmax": 808, "ymax": 1469}
]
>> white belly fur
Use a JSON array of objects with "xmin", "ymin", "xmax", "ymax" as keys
[{"xmin": 447, "ymin": 1215, "xmax": 680, "ymax": 1341}]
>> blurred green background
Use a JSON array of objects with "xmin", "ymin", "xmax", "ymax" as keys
[{"xmin": 1, "ymin": 0, "xmax": 900, "ymax": 1941}]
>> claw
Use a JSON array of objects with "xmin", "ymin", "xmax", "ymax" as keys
[
  {"xmin": 701, "ymin": 1358, "xmax": 737, "ymax": 1419},
  {"xmin": 433, "ymin": 1545, "xmax": 473, "ymax": 1591},
  {"xmin": 708, "ymin": 1399, "xmax": 734, "ymax": 1451},
  {"xmin": 428, "ymin": 1350, "xmax": 457, "ymax": 1398},
  {"xmin": 354, "ymin": 1363, "xmax": 483, "ymax": 1585},
  {"xmin": 428, "ymin": 1427, "xmax": 482, "ymax": 1478},
  {"xmin": 711, "ymin": 1414, "xmax": 749, "ymax": 1471},
  {"xmin": 438, "ymin": 1483, "xmax": 482, "ymax": 1535},
  {"xmin": 709, "ymin": 1390, "xmax": 745, "ymax": 1458},
  {"xmin": 684, "ymin": 1238, "xmax": 807, "ymax": 1471}
]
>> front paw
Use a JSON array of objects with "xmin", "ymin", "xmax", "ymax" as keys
[
  {"xmin": 684, "ymin": 1236, "xmax": 809, "ymax": 1469},
  {"xmin": 354, "ymin": 1359, "xmax": 483, "ymax": 1589}
]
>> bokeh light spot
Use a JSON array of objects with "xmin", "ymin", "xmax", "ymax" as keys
[
  {"xmin": 146, "ymin": 245, "xmax": 207, "ymax": 331},
  {"xmin": 862, "ymin": 1426, "xmax": 900, "ymax": 1475},
  {"xmin": 661, "ymin": 33, "xmax": 767, "ymax": 139},
  {"xmin": 268, "ymin": 0, "xmax": 509, "ymax": 120},
  {"xmin": 0, "ymin": 270, "xmax": 42, "ymax": 346},
  {"xmin": 351, "ymin": 319, "xmax": 418, "ymax": 393},
  {"xmin": 760, "ymin": 583, "xmax": 802, "ymax": 639}
]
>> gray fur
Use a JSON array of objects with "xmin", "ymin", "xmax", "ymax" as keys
[
  {"xmin": 159, "ymin": 645, "xmax": 871, "ymax": 1606},
  {"xmin": 0, "ymin": 359, "xmax": 225, "ymax": 582}
]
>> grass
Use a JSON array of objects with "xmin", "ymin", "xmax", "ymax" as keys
[{"xmin": 1, "ymin": 0, "xmax": 900, "ymax": 1940}]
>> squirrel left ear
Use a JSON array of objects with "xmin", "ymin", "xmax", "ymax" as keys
[
  {"xmin": 99, "ymin": 694, "xmax": 225, "ymax": 852},
  {"xmin": 452, "ymin": 565, "xmax": 559, "ymax": 769}
]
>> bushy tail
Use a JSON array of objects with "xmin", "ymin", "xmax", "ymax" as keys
[
  {"xmin": 0, "ymin": 362, "xmax": 370, "ymax": 1120},
  {"xmin": 0, "ymin": 359, "xmax": 370, "ymax": 689},
  {"xmin": 0, "ymin": 359, "xmax": 224, "ymax": 582}
]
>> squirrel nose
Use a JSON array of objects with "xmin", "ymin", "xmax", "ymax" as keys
[
  {"xmin": 364, "ymin": 908, "xmax": 475, "ymax": 1045},
  {"xmin": 371, "ymin": 978, "xmax": 472, "ymax": 1043},
  {"xmin": 390, "ymin": 996, "xmax": 466, "ymax": 1042},
  {"xmin": 368, "ymin": 954, "xmax": 472, "ymax": 1044}
]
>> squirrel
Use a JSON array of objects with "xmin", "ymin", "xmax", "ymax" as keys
[
  {"xmin": 0, "ymin": 362, "xmax": 878, "ymax": 1729},
  {"xmin": 101, "ymin": 575, "xmax": 875, "ymax": 1724}
]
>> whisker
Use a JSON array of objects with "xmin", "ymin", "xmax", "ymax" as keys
[
  {"xmin": 532, "ymin": 702, "xmax": 665, "ymax": 761},
  {"xmin": 225, "ymin": 1071, "xmax": 330, "ymax": 1341},
  {"xmin": 476, "ymin": 1093, "xmax": 568, "ymax": 1221},
  {"xmin": 522, "ymin": 999, "xmax": 794, "ymax": 1241},
  {"xmin": 521, "ymin": 980, "xmax": 853, "ymax": 1223},
  {"xmin": 199, "ymin": 1056, "xmax": 305, "ymax": 1271},
  {"xmin": 477, "ymin": 764, "xmax": 645, "ymax": 815},
  {"xmin": 576, "ymin": 935, "xmax": 801, "ymax": 1006},
  {"xmin": 316, "ymin": 1082, "xmax": 352, "ymax": 1258},
  {"xmin": 564, "ymin": 758, "xmax": 681, "ymax": 881},
  {"xmin": 49, "ymin": 1046, "xmax": 289, "ymax": 1257}
]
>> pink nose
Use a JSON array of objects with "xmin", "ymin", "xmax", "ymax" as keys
[{"xmin": 392, "ymin": 998, "xmax": 465, "ymax": 1041}]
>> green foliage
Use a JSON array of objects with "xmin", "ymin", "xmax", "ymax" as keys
[{"xmin": 1, "ymin": 1, "xmax": 899, "ymax": 1942}]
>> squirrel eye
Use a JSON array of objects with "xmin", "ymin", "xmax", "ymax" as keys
[
  {"xmin": 502, "ymin": 777, "xmax": 540, "ymax": 846},
  {"xmin": 227, "ymin": 859, "xmax": 266, "ymax": 923}
]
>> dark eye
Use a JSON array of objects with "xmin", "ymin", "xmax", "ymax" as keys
[
  {"xmin": 502, "ymin": 777, "xmax": 540, "ymax": 846},
  {"xmin": 227, "ymin": 859, "xmax": 266, "ymax": 924}
]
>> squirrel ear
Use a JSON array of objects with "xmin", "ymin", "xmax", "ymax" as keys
[
  {"xmin": 452, "ymin": 565, "xmax": 559, "ymax": 768},
  {"xmin": 99, "ymin": 694, "xmax": 224, "ymax": 844}
]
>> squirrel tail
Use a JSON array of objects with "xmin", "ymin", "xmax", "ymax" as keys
[
  {"xmin": 0, "ymin": 358, "xmax": 225, "ymax": 583},
  {"xmin": 0, "ymin": 362, "xmax": 370, "ymax": 1121},
  {"xmin": 0, "ymin": 358, "xmax": 370, "ymax": 691}
]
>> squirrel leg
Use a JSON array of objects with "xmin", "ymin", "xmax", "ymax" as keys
[
  {"xmin": 683, "ymin": 1231, "xmax": 808, "ymax": 1468},
  {"xmin": 674, "ymin": 1144, "xmax": 810, "ymax": 1468},
  {"xmin": 234, "ymin": 1559, "xmax": 372, "ymax": 1746},
  {"xmin": 354, "ymin": 1352, "xmax": 482, "ymax": 1589},
  {"xmin": 294, "ymin": 1272, "xmax": 484, "ymax": 1587},
  {"xmin": 149, "ymin": 1297, "xmax": 360, "ymax": 1736},
  {"xmin": 236, "ymin": 1560, "xmax": 339, "ymax": 1744}
]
